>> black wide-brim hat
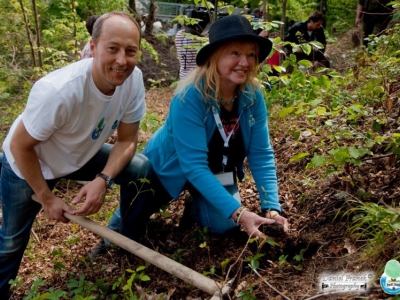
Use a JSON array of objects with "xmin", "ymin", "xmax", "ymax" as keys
[{"xmin": 196, "ymin": 14, "xmax": 272, "ymax": 66}]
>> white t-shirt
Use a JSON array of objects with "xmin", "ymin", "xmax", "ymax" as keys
[{"xmin": 2, "ymin": 58, "xmax": 146, "ymax": 179}]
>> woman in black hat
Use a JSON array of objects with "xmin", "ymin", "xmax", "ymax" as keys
[{"xmin": 105, "ymin": 15, "xmax": 288, "ymax": 246}]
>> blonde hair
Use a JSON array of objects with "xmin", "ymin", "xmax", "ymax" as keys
[{"xmin": 176, "ymin": 41, "xmax": 261, "ymax": 103}]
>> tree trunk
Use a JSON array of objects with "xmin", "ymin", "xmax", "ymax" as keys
[
  {"xmin": 31, "ymin": 0, "xmax": 42, "ymax": 67},
  {"xmin": 144, "ymin": 0, "xmax": 155, "ymax": 36},
  {"xmin": 129, "ymin": 0, "xmax": 137, "ymax": 14},
  {"xmin": 279, "ymin": 0, "xmax": 287, "ymax": 66},
  {"xmin": 71, "ymin": 1, "xmax": 78, "ymax": 58},
  {"xmin": 263, "ymin": 0, "xmax": 268, "ymax": 22},
  {"xmin": 280, "ymin": 0, "xmax": 287, "ymax": 39},
  {"xmin": 18, "ymin": 0, "xmax": 36, "ymax": 68},
  {"xmin": 213, "ymin": 0, "xmax": 217, "ymax": 23}
]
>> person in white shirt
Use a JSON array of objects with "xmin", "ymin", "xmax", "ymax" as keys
[
  {"xmin": 0, "ymin": 11, "xmax": 153, "ymax": 299},
  {"xmin": 80, "ymin": 15, "xmax": 99, "ymax": 59}
]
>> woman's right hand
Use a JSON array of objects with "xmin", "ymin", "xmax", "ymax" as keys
[{"xmin": 238, "ymin": 210, "xmax": 276, "ymax": 238}]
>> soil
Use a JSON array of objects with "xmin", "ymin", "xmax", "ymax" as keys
[{"xmin": 5, "ymin": 29, "xmax": 400, "ymax": 299}]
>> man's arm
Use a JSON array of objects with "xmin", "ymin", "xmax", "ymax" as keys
[
  {"xmin": 72, "ymin": 121, "xmax": 139, "ymax": 216},
  {"xmin": 10, "ymin": 120, "xmax": 75, "ymax": 222}
]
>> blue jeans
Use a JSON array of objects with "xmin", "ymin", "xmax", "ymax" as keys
[
  {"xmin": 0, "ymin": 145, "xmax": 153, "ymax": 299},
  {"xmin": 112, "ymin": 179, "xmax": 240, "ymax": 240}
]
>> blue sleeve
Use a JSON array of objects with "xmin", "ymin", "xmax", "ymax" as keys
[
  {"xmin": 169, "ymin": 88, "xmax": 241, "ymax": 219},
  {"xmin": 246, "ymin": 89, "xmax": 281, "ymax": 212}
]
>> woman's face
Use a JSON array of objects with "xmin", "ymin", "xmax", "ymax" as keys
[{"xmin": 216, "ymin": 42, "xmax": 257, "ymax": 90}]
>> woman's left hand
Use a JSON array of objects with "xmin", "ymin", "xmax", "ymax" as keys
[
  {"xmin": 265, "ymin": 211, "xmax": 289, "ymax": 233},
  {"xmin": 239, "ymin": 210, "xmax": 276, "ymax": 238}
]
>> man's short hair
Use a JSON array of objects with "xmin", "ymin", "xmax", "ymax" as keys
[
  {"xmin": 307, "ymin": 10, "xmax": 325, "ymax": 23},
  {"xmin": 92, "ymin": 11, "xmax": 141, "ymax": 45}
]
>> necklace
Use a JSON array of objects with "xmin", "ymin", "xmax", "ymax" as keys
[{"xmin": 220, "ymin": 93, "xmax": 237, "ymax": 105}]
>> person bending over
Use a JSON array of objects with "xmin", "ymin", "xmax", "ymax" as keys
[
  {"xmin": 102, "ymin": 15, "xmax": 289, "ymax": 249},
  {"xmin": 0, "ymin": 11, "xmax": 154, "ymax": 299},
  {"xmin": 284, "ymin": 10, "xmax": 330, "ymax": 70}
]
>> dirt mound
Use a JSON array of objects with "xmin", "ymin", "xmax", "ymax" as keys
[{"xmin": 137, "ymin": 34, "xmax": 180, "ymax": 89}]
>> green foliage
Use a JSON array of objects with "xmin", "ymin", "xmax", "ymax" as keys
[
  {"xmin": 120, "ymin": 266, "xmax": 151, "ymax": 298},
  {"xmin": 138, "ymin": 111, "xmax": 164, "ymax": 151},
  {"xmin": 244, "ymin": 252, "xmax": 265, "ymax": 270},
  {"xmin": 344, "ymin": 199, "xmax": 400, "ymax": 259},
  {"xmin": 170, "ymin": 248, "xmax": 187, "ymax": 263},
  {"xmin": 278, "ymin": 248, "xmax": 305, "ymax": 271},
  {"xmin": 237, "ymin": 282, "xmax": 256, "ymax": 300}
]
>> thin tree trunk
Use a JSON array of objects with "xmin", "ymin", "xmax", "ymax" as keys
[
  {"xmin": 280, "ymin": 0, "xmax": 287, "ymax": 39},
  {"xmin": 213, "ymin": 0, "xmax": 217, "ymax": 23},
  {"xmin": 263, "ymin": 0, "xmax": 268, "ymax": 22},
  {"xmin": 279, "ymin": 0, "xmax": 287, "ymax": 66},
  {"xmin": 129, "ymin": 0, "xmax": 137, "ymax": 15},
  {"xmin": 18, "ymin": 0, "xmax": 37, "ymax": 67},
  {"xmin": 31, "ymin": 0, "xmax": 42, "ymax": 67},
  {"xmin": 71, "ymin": 1, "xmax": 78, "ymax": 58},
  {"xmin": 144, "ymin": 0, "xmax": 155, "ymax": 36}
]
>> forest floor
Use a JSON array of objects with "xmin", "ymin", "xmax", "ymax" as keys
[{"xmin": 4, "ymin": 27, "xmax": 400, "ymax": 299}]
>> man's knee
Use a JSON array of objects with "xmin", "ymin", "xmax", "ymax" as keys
[
  {"xmin": 130, "ymin": 153, "xmax": 153, "ymax": 178},
  {"xmin": 0, "ymin": 236, "xmax": 28, "ymax": 257},
  {"xmin": 116, "ymin": 153, "xmax": 154, "ymax": 186}
]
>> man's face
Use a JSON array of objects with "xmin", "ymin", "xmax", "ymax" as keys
[
  {"xmin": 308, "ymin": 20, "xmax": 323, "ymax": 31},
  {"xmin": 91, "ymin": 15, "xmax": 140, "ymax": 95}
]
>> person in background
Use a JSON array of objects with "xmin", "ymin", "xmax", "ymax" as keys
[
  {"xmin": 175, "ymin": 20, "xmax": 207, "ymax": 80},
  {"xmin": 259, "ymin": 30, "xmax": 280, "ymax": 76},
  {"xmin": 116, "ymin": 14, "xmax": 289, "ymax": 244},
  {"xmin": 284, "ymin": 10, "xmax": 330, "ymax": 70},
  {"xmin": 80, "ymin": 15, "xmax": 100, "ymax": 59},
  {"xmin": 252, "ymin": 7, "xmax": 262, "ymax": 21},
  {"xmin": 355, "ymin": 0, "xmax": 393, "ymax": 46},
  {"xmin": 0, "ymin": 11, "xmax": 153, "ymax": 299}
]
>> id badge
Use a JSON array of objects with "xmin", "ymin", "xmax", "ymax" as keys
[{"xmin": 214, "ymin": 172, "xmax": 234, "ymax": 186}]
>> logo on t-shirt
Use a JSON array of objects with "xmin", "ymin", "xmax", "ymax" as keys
[
  {"xmin": 92, "ymin": 117, "xmax": 106, "ymax": 139},
  {"xmin": 112, "ymin": 120, "xmax": 119, "ymax": 130}
]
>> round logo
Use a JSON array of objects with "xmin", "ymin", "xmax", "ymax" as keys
[{"xmin": 380, "ymin": 260, "xmax": 400, "ymax": 295}]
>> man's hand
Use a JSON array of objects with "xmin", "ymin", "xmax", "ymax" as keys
[
  {"xmin": 71, "ymin": 177, "xmax": 107, "ymax": 216},
  {"xmin": 265, "ymin": 211, "xmax": 289, "ymax": 233},
  {"xmin": 40, "ymin": 194, "xmax": 75, "ymax": 223},
  {"xmin": 238, "ymin": 210, "xmax": 276, "ymax": 238}
]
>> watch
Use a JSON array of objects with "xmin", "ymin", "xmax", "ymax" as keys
[{"xmin": 96, "ymin": 173, "xmax": 114, "ymax": 188}]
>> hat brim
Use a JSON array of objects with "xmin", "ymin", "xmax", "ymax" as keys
[{"xmin": 196, "ymin": 34, "xmax": 272, "ymax": 66}]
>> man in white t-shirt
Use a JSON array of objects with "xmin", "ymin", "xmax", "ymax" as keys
[{"xmin": 0, "ymin": 11, "xmax": 153, "ymax": 299}]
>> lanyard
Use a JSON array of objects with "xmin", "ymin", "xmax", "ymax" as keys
[{"xmin": 212, "ymin": 106, "xmax": 243, "ymax": 168}]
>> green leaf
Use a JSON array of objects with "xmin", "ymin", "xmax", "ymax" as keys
[
  {"xmin": 136, "ymin": 265, "xmax": 146, "ymax": 272},
  {"xmin": 290, "ymin": 152, "xmax": 310, "ymax": 162},
  {"xmin": 312, "ymin": 155, "xmax": 325, "ymax": 166},
  {"xmin": 317, "ymin": 75, "xmax": 331, "ymax": 87},
  {"xmin": 372, "ymin": 121, "xmax": 381, "ymax": 131},
  {"xmin": 251, "ymin": 259, "xmax": 260, "ymax": 270},
  {"xmin": 328, "ymin": 71, "xmax": 341, "ymax": 77},
  {"xmin": 298, "ymin": 59, "xmax": 313, "ymax": 68},
  {"xmin": 139, "ymin": 274, "xmax": 151, "ymax": 281},
  {"xmin": 279, "ymin": 107, "xmax": 294, "ymax": 117},
  {"xmin": 300, "ymin": 43, "xmax": 312, "ymax": 55},
  {"xmin": 316, "ymin": 106, "xmax": 327, "ymax": 115}
]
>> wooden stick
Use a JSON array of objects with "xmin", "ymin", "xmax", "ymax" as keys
[{"xmin": 31, "ymin": 195, "xmax": 222, "ymax": 296}]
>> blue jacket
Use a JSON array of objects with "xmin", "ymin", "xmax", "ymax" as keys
[{"xmin": 143, "ymin": 84, "xmax": 281, "ymax": 219}]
